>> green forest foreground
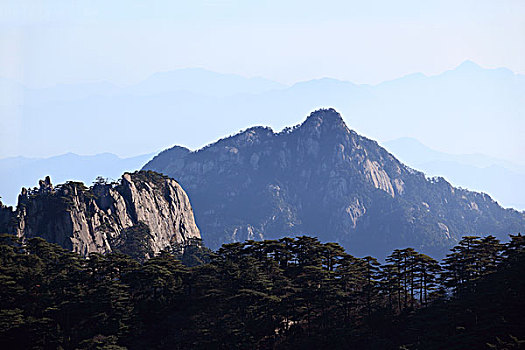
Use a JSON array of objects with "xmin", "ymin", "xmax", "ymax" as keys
[{"xmin": 0, "ymin": 233, "xmax": 524, "ymax": 349}]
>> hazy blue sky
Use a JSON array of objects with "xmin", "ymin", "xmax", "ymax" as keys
[{"xmin": 2, "ymin": 0, "xmax": 524, "ymax": 86}]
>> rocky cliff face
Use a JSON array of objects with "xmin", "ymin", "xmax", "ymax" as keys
[
  {"xmin": 0, "ymin": 171, "xmax": 200, "ymax": 258},
  {"xmin": 144, "ymin": 108, "xmax": 525, "ymax": 258}
]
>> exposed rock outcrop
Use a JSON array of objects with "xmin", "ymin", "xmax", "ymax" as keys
[
  {"xmin": 144, "ymin": 108, "xmax": 525, "ymax": 258},
  {"xmin": 0, "ymin": 171, "xmax": 200, "ymax": 258}
]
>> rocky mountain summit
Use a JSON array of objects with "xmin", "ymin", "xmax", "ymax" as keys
[
  {"xmin": 144, "ymin": 108, "xmax": 524, "ymax": 258},
  {"xmin": 0, "ymin": 171, "xmax": 200, "ymax": 259}
]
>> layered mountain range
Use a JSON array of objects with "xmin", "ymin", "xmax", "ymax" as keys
[
  {"xmin": 3, "ymin": 62, "xmax": 523, "ymax": 165},
  {"xmin": 3, "ymin": 62, "xmax": 524, "ymax": 209},
  {"xmin": 0, "ymin": 171, "xmax": 200, "ymax": 259},
  {"xmin": 144, "ymin": 109, "xmax": 525, "ymax": 258}
]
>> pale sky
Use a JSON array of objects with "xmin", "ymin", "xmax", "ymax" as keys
[{"xmin": 1, "ymin": 0, "xmax": 525, "ymax": 87}]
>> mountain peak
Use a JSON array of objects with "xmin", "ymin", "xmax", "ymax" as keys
[
  {"xmin": 455, "ymin": 60, "xmax": 482, "ymax": 71},
  {"xmin": 306, "ymin": 107, "xmax": 343, "ymax": 120},
  {"xmin": 144, "ymin": 110, "xmax": 525, "ymax": 258},
  {"xmin": 301, "ymin": 108, "xmax": 347, "ymax": 131}
]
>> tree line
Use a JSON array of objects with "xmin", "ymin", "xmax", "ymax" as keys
[{"xmin": 0, "ymin": 233, "xmax": 523, "ymax": 349}]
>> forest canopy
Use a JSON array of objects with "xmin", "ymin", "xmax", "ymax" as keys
[{"xmin": 0, "ymin": 233, "xmax": 523, "ymax": 349}]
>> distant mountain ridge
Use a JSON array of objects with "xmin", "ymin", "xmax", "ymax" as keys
[
  {"xmin": 144, "ymin": 109, "xmax": 525, "ymax": 258},
  {"xmin": 2, "ymin": 61, "xmax": 523, "ymax": 164},
  {"xmin": 385, "ymin": 137, "xmax": 525, "ymax": 171},
  {"xmin": 127, "ymin": 68, "xmax": 286, "ymax": 97}
]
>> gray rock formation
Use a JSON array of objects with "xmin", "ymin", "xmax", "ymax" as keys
[
  {"xmin": 144, "ymin": 108, "xmax": 525, "ymax": 259},
  {"xmin": 0, "ymin": 171, "xmax": 200, "ymax": 258}
]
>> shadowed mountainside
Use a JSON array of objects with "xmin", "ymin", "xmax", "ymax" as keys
[{"xmin": 144, "ymin": 109, "xmax": 525, "ymax": 258}]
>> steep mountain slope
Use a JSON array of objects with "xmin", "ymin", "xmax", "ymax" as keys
[
  {"xmin": 384, "ymin": 137, "xmax": 525, "ymax": 210},
  {"xmin": 0, "ymin": 171, "xmax": 200, "ymax": 259},
  {"xmin": 144, "ymin": 109, "xmax": 524, "ymax": 258}
]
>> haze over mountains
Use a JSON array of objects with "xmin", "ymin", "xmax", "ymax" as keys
[
  {"xmin": 384, "ymin": 138, "xmax": 525, "ymax": 210},
  {"xmin": 1, "ymin": 61, "xmax": 522, "ymax": 210},
  {"xmin": 1, "ymin": 61, "xmax": 523, "ymax": 162}
]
